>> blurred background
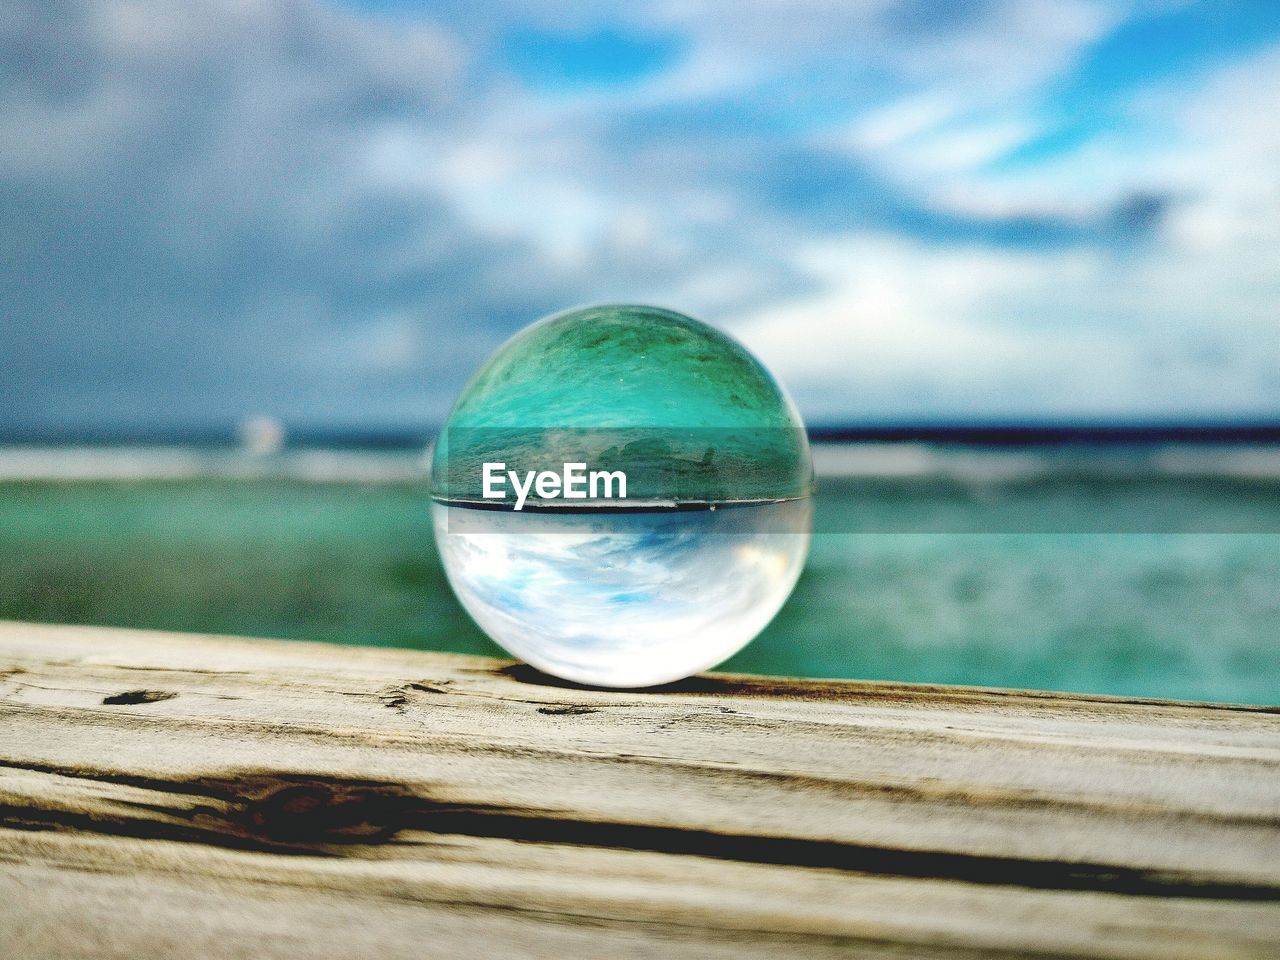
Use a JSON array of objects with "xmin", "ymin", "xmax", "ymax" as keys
[{"xmin": 2, "ymin": 0, "xmax": 1278, "ymax": 703}]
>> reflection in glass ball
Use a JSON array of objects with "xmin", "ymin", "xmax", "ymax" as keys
[
  {"xmin": 433, "ymin": 499, "xmax": 810, "ymax": 688},
  {"xmin": 432, "ymin": 304, "xmax": 812, "ymax": 688}
]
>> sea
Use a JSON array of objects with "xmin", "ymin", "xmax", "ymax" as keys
[{"xmin": 1, "ymin": 438, "xmax": 1276, "ymax": 705}]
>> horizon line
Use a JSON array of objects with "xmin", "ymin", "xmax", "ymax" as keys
[{"xmin": 4, "ymin": 420, "xmax": 1280, "ymax": 448}]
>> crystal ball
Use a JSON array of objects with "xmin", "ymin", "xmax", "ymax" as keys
[{"xmin": 431, "ymin": 304, "xmax": 812, "ymax": 688}]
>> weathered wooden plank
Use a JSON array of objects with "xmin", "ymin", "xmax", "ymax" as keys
[{"xmin": 0, "ymin": 620, "xmax": 1277, "ymax": 959}]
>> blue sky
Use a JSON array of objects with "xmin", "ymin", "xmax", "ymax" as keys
[{"xmin": 2, "ymin": 0, "xmax": 1279, "ymax": 432}]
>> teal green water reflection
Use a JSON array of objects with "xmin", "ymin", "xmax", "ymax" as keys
[{"xmin": 1, "ymin": 472, "xmax": 1276, "ymax": 703}]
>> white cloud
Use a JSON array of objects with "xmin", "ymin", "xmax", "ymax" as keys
[
  {"xmin": 729, "ymin": 236, "xmax": 1138, "ymax": 418},
  {"xmin": 4, "ymin": 0, "xmax": 1278, "ymax": 431},
  {"xmin": 851, "ymin": 94, "xmax": 966, "ymax": 152},
  {"xmin": 729, "ymin": 31, "xmax": 1280, "ymax": 426}
]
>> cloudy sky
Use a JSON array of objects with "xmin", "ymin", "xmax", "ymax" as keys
[{"xmin": 3, "ymin": 0, "xmax": 1278, "ymax": 434}]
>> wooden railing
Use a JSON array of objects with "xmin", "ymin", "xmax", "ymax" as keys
[{"xmin": 1, "ymin": 620, "xmax": 1277, "ymax": 958}]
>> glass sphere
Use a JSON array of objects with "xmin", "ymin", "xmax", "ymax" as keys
[{"xmin": 432, "ymin": 304, "xmax": 812, "ymax": 688}]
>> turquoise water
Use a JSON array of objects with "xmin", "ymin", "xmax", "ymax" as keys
[
  {"xmin": 434, "ymin": 305, "xmax": 812, "ymax": 505},
  {"xmin": 0, "ymin": 452, "xmax": 1276, "ymax": 704}
]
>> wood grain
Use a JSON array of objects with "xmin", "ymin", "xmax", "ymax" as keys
[{"xmin": 0, "ymin": 620, "xmax": 1277, "ymax": 959}]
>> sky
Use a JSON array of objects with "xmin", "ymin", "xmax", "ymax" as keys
[{"xmin": 2, "ymin": 0, "xmax": 1279, "ymax": 434}]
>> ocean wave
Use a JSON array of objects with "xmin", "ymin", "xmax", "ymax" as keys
[{"xmin": 4, "ymin": 443, "xmax": 1280, "ymax": 484}]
